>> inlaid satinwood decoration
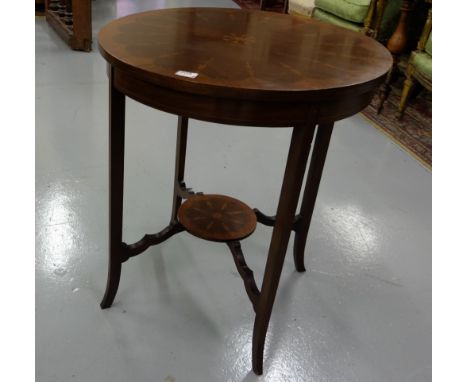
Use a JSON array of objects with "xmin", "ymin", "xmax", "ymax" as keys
[
  {"xmin": 222, "ymin": 33, "xmax": 256, "ymax": 45},
  {"xmin": 178, "ymin": 194, "xmax": 257, "ymax": 242},
  {"xmin": 98, "ymin": 8, "xmax": 392, "ymax": 101}
]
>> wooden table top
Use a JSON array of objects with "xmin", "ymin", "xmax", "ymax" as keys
[{"xmin": 99, "ymin": 8, "xmax": 392, "ymax": 102}]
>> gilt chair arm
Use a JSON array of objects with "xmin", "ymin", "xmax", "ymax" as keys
[
  {"xmin": 416, "ymin": 8, "xmax": 432, "ymax": 52},
  {"xmin": 364, "ymin": 0, "xmax": 389, "ymax": 38}
]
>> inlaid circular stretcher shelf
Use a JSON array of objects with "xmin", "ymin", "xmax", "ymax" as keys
[{"xmin": 178, "ymin": 194, "xmax": 257, "ymax": 242}]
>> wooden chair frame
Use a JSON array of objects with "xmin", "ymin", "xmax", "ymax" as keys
[
  {"xmin": 398, "ymin": 6, "xmax": 431, "ymax": 118},
  {"xmin": 363, "ymin": 0, "xmax": 389, "ymax": 38}
]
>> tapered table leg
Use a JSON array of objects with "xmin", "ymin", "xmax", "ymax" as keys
[
  {"xmin": 171, "ymin": 116, "xmax": 189, "ymax": 221},
  {"xmin": 293, "ymin": 123, "xmax": 334, "ymax": 272},
  {"xmin": 252, "ymin": 123, "xmax": 316, "ymax": 375},
  {"xmin": 101, "ymin": 67, "xmax": 126, "ymax": 309}
]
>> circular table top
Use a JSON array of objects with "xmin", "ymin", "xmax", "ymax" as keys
[{"xmin": 99, "ymin": 8, "xmax": 392, "ymax": 102}]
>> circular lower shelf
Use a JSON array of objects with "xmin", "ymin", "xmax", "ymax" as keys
[{"xmin": 178, "ymin": 194, "xmax": 257, "ymax": 242}]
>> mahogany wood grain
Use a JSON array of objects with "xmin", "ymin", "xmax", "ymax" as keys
[
  {"xmin": 178, "ymin": 194, "xmax": 257, "ymax": 242},
  {"xmin": 254, "ymin": 208, "xmax": 302, "ymax": 231},
  {"xmin": 171, "ymin": 116, "xmax": 189, "ymax": 221},
  {"xmin": 100, "ymin": 66, "xmax": 125, "ymax": 309},
  {"xmin": 293, "ymin": 123, "xmax": 333, "ymax": 272},
  {"xmin": 123, "ymin": 221, "xmax": 185, "ymax": 261},
  {"xmin": 227, "ymin": 241, "xmax": 260, "ymax": 310},
  {"xmin": 253, "ymin": 121, "xmax": 316, "ymax": 374},
  {"xmin": 98, "ymin": 8, "xmax": 392, "ymax": 375},
  {"xmin": 113, "ymin": 67, "xmax": 378, "ymax": 126},
  {"xmin": 99, "ymin": 8, "xmax": 391, "ymax": 105}
]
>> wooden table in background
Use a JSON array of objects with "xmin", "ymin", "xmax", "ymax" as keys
[{"xmin": 98, "ymin": 8, "xmax": 392, "ymax": 375}]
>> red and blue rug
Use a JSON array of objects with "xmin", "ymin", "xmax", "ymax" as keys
[{"xmin": 362, "ymin": 80, "xmax": 431, "ymax": 169}]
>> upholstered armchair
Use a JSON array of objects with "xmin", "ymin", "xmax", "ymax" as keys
[
  {"xmin": 398, "ymin": 7, "xmax": 431, "ymax": 118},
  {"xmin": 289, "ymin": 0, "xmax": 401, "ymax": 42}
]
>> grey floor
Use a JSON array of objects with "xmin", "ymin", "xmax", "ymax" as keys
[{"xmin": 35, "ymin": 1, "xmax": 431, "ymax": 381}]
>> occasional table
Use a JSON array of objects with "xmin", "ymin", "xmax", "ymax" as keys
[{"xmin": 98, "ymin": 8, "xmax": 391, "ymax": 375}]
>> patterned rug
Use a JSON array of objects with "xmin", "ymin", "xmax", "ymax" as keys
[{"xmin": 361, "ymin": 77, "xmax": 432, "ymax": 169}]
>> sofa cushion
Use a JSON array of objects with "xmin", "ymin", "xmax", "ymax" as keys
[
  {"xmin": 288, "ymin": 0, "xmax": 315, "ymax": 17},
  {"xmin": 315, "ymin": 0, "xmax": 371, "ymax": 23},
  {"xmin": 412, "ymin": 51, "xmax": 432, "ymax": 80},
  {"xmin": 313, "ymin": 7, "xmax": 362, "ymax": 31}
]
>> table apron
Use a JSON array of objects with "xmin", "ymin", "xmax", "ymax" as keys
[{"xmin": 113, "ymin": 67, "xmax": 376, "ymax": 127}]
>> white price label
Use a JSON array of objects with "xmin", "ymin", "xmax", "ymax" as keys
[{"xmin": 175, "ymin": 70, "xmax": 199, "ymax": 79}]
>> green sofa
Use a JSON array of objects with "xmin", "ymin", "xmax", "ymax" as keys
[{"xmin": 309, "ymin": 0, "xmax": 402, "ymax": 42}]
